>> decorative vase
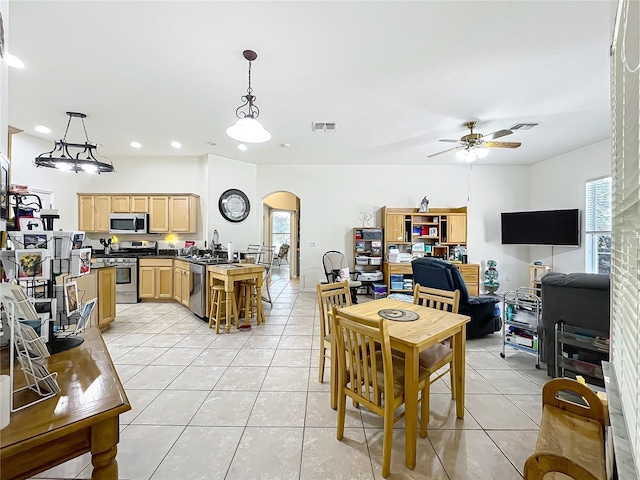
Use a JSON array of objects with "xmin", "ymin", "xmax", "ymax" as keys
[{"xmin": 483, "ymin": 259, "xmax": 500, "ymax": 295}]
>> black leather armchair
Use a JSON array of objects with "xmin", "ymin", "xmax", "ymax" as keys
[{"xmin": 411, "ymin": 258, "xmax": 501, "ymax": 338}]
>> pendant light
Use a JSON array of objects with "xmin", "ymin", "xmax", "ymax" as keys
[
  {"xmin": 226, "ymin": 50, "xmax": 272, "ymax": 144},
  {"xmin": 34, "ymin": 112, "xmax": 114, "ymax": 173}
]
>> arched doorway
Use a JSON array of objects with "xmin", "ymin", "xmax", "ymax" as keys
[{"xmin": 262, "ymin": 192, "xmax": 300, "ymax": 279}]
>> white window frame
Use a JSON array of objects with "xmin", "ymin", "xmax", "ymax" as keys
[{"xmin": 585, "ymin": 176, "xmax": 612, "ymax": 274}]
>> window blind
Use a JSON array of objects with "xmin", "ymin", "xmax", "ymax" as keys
[{"xmin": 611, "ymin": 0, "xmax": 640, "ymax": 470}]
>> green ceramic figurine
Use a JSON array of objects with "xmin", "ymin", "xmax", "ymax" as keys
[{"xmin": 484, "ymin": 259, "xmax": 500, "ymax": 294}]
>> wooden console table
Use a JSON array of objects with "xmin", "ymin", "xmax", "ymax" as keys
[{"xmin": 0, "ymin": 327, "xmax": 130, "ymax": 480}]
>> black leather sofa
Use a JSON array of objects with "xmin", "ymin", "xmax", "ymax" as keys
[
  {"xmin": 540, "ymin": 272, "xmax": 610, "ymax": 377},
  {"xmin": 411, "ymin": 258, "xmax": 501, "ymax": 338}
]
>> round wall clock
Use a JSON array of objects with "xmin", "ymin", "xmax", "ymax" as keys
[{"xmin": 219, "ymin": 188, "xmax": 250, "ymax": 222}]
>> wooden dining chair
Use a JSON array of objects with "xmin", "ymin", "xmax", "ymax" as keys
[
  {"xmin": 332, "ymin": 306, "xmax": 430, "ymax": 478},
  {"xmin": 316, "ymin": 280, "xmax": 351, "ymax": 409},
  {"xmin": 413, "ymin": 283, "xmax": 460, "ymax": 437}
]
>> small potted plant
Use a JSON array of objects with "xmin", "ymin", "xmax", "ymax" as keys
[{"xmin": 483, "ymin": 259, "xmax": 500, "ymax": 294}]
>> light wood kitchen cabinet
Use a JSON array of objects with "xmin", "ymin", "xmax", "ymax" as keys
[
  {"xmin": 173, "ymin": 259, "xmax": 191, "ymax": 307},
  {"xmin": 111, "ymin": 196, "xmax": 131, "ymax": 213},
  {"xmin": 112, "ymin": 195, "xmax": 149, "ymax": 213},
  {"xmin": 78, "ymin": 193, "xmax": 198, "ymax": 233},
  {"xmin": 97, "ymin": 266, "xmax": 117, "ymax": 327},
  {"xmin": 78, "ymin": 195, "xmax": 94, "ymax": 231},
  {"xmin": 149, "ymin": 196, "xmax": 170, "ymax": 232},
  {"xmin": 94, "ymin": 196, "xmax": 111, "ymax": 232},
  {"xmin": 169, "ymin": 195, "xmax": 197, "ymax": 233},
  {"xmin": 385, "ymin": 214, "xmax": 406, "ymax": 242},
  {"xmin": 445, "ymin": 214, "xmax": 467, "ymax": 245},
  {"xmin": 78, "ymin": 195, "xmax": 110, "ymax": 232},
  {"xmin": 131, "ymin": 196, "xmax": 149, "ymax": 212},
  {"xmin": 139, "ymin": 258, "xmax": 174, "ymax": 300}
]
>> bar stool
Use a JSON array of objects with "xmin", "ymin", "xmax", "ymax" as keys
[
  {"xmin": 237, "ymin": 280, "xmax": 265, "ymax": 325},
  {"xmin": 209, "ymin": 285, "xmax": 239, "ymax": 333}
]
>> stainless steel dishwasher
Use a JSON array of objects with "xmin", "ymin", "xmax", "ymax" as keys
[{"xmin": 189, "ymin": 263, "xmax": 207, "ymax": 318}]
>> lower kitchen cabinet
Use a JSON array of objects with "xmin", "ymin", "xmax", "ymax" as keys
[
  {"xmin": 139, "ymin": 259, "xmax": 174, "ymax": 300},
  {"xmin": 97, "ymin": 266, "xmax": 117, "ymax": 328},
  {"xmin": 173, "ymin": 260, "xmax": 191, "ymax": 307}
]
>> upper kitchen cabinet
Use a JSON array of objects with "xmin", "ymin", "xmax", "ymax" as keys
[
  {"xmin": 78, "ymin": 194, "xmax": 198, "ymax": 233},
  {"xmin": 149, "ymin": 196, "xmax": 170, "ymax": 232},
  {"xmin": 112, "ymin": 195, "xmax": 149, "ymax": 213},
  {"xmin": 149, "ymin": 195, "xmax": 198, "ymax": 233},
  {"xmin": 78, "ymin": 195, "xmax": 95, "ymax": 231},
  {"xmin": 78, "ymin": 195, "xmax": 111, "ymax": 232},
  {"xmin": 169, "ymin": 196, "xmax": 198, "ymax": 233},
  {"xmin": 111, "ymin": 195, "xmax": 131, "ymax": 213},
  {"xmin": 131, "ymin": 196, "xmax": 149, "ymax": 213}
]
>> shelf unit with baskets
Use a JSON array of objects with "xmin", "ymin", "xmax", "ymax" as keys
[
  {"xmin": 501, "ymin": 287, "xmax": 542, "ymax": 368},
  {"xmin": 353, "ymin": 227, "xmax": 384, "ymax": 296},
  {"xmin": 555, "ymin": 322, "xmax": 609, "ymax": 387}
]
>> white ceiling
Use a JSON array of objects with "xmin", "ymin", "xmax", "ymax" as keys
[{"xmin": 7, "ymin": 1, "xmax": 616, "ymax": 166}]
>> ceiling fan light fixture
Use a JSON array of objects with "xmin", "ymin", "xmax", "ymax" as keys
[
  {"xmin": 34, "ymin": 112, "xmax": 115, "ymax": 174},
  {"xmin": 226, "ymin": 50, "xmax": 271, "ymax": 144},
  {"xmin": 477, "ymin": 147, "xmax": 489, "ymax": 159}
]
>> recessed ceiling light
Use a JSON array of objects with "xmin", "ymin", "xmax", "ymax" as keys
[
  {"xmin": 237, "ymin": 144, "xmax": 248, "ymax": 151},
  {"xmin": 171, "ymin": 141, "xmax": 181, "ymax": 149},
  {"xmin": 5, "ymin": 54, "xmax": 25, "ymax": 69},
  {"xmin": 130, "ymin": 141, "xmax": 142, "ymax": 149},
  {"xmin": 35, "ymin": 125, "xmax": 51, "ymax": 134}
]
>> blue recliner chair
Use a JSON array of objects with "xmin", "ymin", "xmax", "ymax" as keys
[{"xmin": 412, "ymin": 257, "xmax": 501, "ymax": 338}]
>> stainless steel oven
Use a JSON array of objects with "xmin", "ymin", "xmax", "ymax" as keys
[{"xmin": 94, "ymin": 257, "xmax": 138, "ymax": 303}]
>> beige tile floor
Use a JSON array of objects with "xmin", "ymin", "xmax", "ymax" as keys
[{"xmin": 33, "ymin": 268, "xmax": 548, "ymax": 479}]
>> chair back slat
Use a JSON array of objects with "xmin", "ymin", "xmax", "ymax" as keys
[
  {"xmin": 332, "ymin": 306, "xmax": 393, "ymax": 414},
  {"xmin": 413, "ymin": 284, "xmax": 460, "ymax": 314},
  {"xmin": 316, "ymin": 281, "xmax": 351, "ymax": 339}
]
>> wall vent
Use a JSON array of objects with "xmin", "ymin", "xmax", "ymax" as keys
[
  {"xmin": 311, "ymin": 122, "xmax": 337, "ymax": 132},
  {"xmin": 509, "ymin": 123, "xmax": 538, "ymax": 132}
]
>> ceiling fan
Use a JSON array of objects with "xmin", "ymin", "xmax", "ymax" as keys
[{"xmin": 428, "ymin": 121, "xmax": 522, "ymax": 161}]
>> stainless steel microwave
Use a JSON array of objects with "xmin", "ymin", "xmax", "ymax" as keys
[{"xmin": 109, "ymin": 213, "xmax": 149, "ymax": 234}]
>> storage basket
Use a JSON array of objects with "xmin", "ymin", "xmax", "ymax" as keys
[
  {"xmin": 369, "ymin": 257, "xmax": 382, "ymax": 265},
  {"xmin": 356, "ymin": 256, "xmax": 369, "ymax": 265}
]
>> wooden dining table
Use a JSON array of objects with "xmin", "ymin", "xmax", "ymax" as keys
[
  {"xmin": 0, "ymin": 327, "xmax": 130, "ymax": 480},
  {"xmin": 207, "ymin": 263, "xmax": 265, "ymax": 333},
  {"xmin": 339, "ymin": 297, "xmax": 470, "ymax": 470}
]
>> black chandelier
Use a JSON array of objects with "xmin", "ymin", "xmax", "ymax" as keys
[{"xmin": 34, "ymin": 112, "xmax": 115, "ymax": 173}]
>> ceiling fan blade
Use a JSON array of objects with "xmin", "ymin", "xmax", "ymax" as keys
[
  {"xmin": 428, "ymin": 146, "xmax": 461, "ymax": 158},
  {"xmin": 438, "ymin": 139, "xmax": 461, "ymax": 143},
  {"xmin": 484, "ymin": 141, "xmax": 521, "ymax": 149},
  {"xmin": 482, "ymin": 129, "xmax": 513, "ymax": 140}
]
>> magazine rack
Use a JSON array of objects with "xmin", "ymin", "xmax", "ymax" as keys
[{"xmin": 2, "ymin": 287, "xmax": 60, "ymax": 412}]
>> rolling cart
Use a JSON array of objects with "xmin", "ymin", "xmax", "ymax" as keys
[{"xmin": 501, "ymin": 287, "xmax": 542, "ymax": 369}]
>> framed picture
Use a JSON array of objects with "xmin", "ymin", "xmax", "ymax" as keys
[
  {"xmin": 64, "ymin": 281, "xmax": 79, "ymax": 316},
  {"xmin": 15, "ymin": 248, "xmax": 49, "ymax": 281},
  {"xmin": 428, "ymin": 227, "xmax": 438, "ymax": 237},
  {"xmin": 75, "ymin": 297, "xmax": 97, "ymax": 333}
]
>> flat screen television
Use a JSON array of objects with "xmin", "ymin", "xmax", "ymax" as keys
[{"xmin": 501, "ymin": 209, "xmax": 581, "ymax": 246}]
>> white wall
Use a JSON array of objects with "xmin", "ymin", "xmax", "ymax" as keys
[
  {"xmin": 207, "ymin": 154, "xmax": 258, "ymax": 250},
  {"xmin": 257, "ymin": 164, "xmax": 532, "ymax": 291},
  {"xmin": 528, "ymin": 139, "xmax": 611, "ymax": 273}
]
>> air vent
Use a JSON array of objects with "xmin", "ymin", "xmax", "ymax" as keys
[
  {"xmin": 311, "ymin": 122, "xmax": 337, "ymax": 133},
  {"xmin": 509, "ymin": 123, "xmax": 538, "ymax": 132}
]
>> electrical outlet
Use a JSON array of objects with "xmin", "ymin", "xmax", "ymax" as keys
[{"xmin": 310, "ymin": 241, "xmax": 316, "ymax": 247}]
